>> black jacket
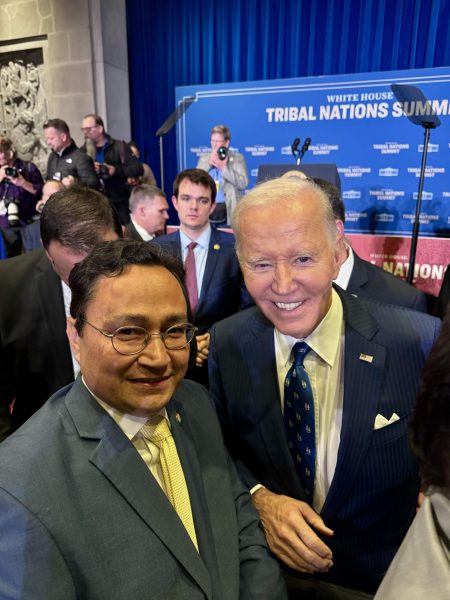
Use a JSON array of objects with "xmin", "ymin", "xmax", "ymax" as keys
[{"xmin": 46, "ymin": 141, "xmax": 99, "ymax": 188}]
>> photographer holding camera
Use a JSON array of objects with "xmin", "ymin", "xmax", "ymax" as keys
[
  {"xmin": 197, "ymin": 125, "xmax": 248, "ymax": 226},
  {"xmin": 0, "ymin": 136, "xmax": 44, "ymax": 257},
  {"xmin": 81, "ymin": 114, "xmax": 143, "ymax": 226}
]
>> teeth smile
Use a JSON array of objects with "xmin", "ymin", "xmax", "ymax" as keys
[{"xmin": 275, "ymin": 301, "xmax": 303, "ymax": 310}]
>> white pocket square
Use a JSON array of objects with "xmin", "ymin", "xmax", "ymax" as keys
[{"xmin": 374, "ymin": 412, "xmax": 400, "ymax": 430}]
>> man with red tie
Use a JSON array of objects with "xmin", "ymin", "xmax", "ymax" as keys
[{"xmin": 153, "ymin": 168, "xmax": 251, "ymax": 386}]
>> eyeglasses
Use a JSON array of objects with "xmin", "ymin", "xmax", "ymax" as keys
[
  {"xmin": 80, "ymin": 320, "xmax": 197, "ymax": 355},
  {"xmin": 81, "ymin": 126, "xmax": 99, "ymax": 133}
]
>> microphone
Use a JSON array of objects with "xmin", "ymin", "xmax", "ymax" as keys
[
  {"xmin": 291, "ymin": 137, "xmax": 300, "ymax": 156},
  {"xmin": 300, "ymin": 137, "xmax": 311, "ymax": 160}
]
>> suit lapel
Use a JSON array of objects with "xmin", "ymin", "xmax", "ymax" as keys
[
  {"xmin": 65, "ymin": 380, "xmax": 212, "ymax": 598},
  {"xmin": 348, "ymin": 252, "xmax": 369, "ymax": 292},
  {"xmin": 167, "ymin": 400, "xmax": 219, "ymax": 597},
  {"xmin": 34, "ymin": 252, "xmax": 73, "ymax": 377},
  {"xmin": 197, "ymin": 229, "xmax": 221, "ymax": 307},
  {"xmin": 244, "ymin": 313, "xmax": 303, "ymax": 498},
  {"xmin": 321, "ymin": 290, "xmax": 385, "ymax": 518}
]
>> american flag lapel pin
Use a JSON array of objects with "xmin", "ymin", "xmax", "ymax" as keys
[{"xmin": 359, "ymin": 353, "xmax": 373, "ymax": 363}]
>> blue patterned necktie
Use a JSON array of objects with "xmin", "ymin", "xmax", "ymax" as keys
[{"xmin": 284, "ymin": 342, "xmax": 316, "ymax": 503}]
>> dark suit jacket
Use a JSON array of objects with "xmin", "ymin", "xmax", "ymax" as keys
[
  {"xmin": 209, "ymin": 287, "xmax": 440, "ymax": 593},
  {"xmin": 347, "ymin": 252, "xmax": 427, "ymax": 312},
  {"xmin": 0, "ymin": 378, "xmax": 286, "ymax": 599},
  {"xmin": 0, "ymin": 250, "xmax": 74, "ymax": 437},
  {"xmin": 153, "ymin": 228, "xmax": 252, "ymax": 334},
  {"xmin": 123, "ymin": 220, "xmax": 143, "ymax": 240}
]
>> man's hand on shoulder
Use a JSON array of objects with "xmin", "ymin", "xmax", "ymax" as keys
[{"xmin": 252, "ymin": 487, "xmax": 334, "ymax": 574}]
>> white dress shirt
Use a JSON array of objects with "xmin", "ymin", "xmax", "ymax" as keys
[
  {"xmin": 61, "ymin": 280, "xmax": 80, "ymax": 378},
  {"xmin": 274, "ymin": 288, "xmax": 345, "ymax": 511}
]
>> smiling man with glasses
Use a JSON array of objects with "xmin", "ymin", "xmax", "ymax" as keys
[{"xmin": 0, "ymin": 238, "xmax": 286, "ymax": 600}]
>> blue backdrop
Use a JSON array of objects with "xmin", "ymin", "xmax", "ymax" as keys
[
  {"xmin": 126, "ymin": 0, "xmax": 450, "ymax": 214},
  {"xmin": 176, "ymin": 67, "xmax": 450, "ymax": 236}
]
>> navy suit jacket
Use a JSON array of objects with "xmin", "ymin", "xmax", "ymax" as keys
[
  {"xmin": 0, "ymin": 250, "xmax": 74, "ymax": 436},
  {"xmin": 153, "ymin": 228, "xmax": 252, "ymax": 333},
  {"xmin": 0, "ymin": 377, "xmax": 286, "ymax": 599},
  {"xmin": 209, "ymin": 287, "xmax": 440, "ymax": 593},
  {"xmin": 347, "ymin": 252, "xmax": 428, "ymax": 312}
]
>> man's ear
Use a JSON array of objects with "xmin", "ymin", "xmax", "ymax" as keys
[
  {"xmin": 172, "ymin": 195, "xmax": 178, "ymax": 211},
  {"xmin": 66, "ymin": 317, "xmax": 81, "ymax": 364},
  {"xmin": 208, "ymin": 202, "xmax": 216, "ymax": 217}
]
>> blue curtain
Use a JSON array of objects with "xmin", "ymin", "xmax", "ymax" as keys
[{"xmin": 126, "ymin": 0, "xmax": 450, "ymax": 199}]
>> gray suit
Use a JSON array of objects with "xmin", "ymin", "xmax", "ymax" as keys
[
  {"xmin": 0, "ymin": 377, "xmax": 286, "ymax": 599},
  {"xmin": 197, "ymin": 150, "xmax": 248, "ymax": 220}
]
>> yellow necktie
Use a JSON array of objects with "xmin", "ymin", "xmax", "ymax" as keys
[{"xmin": 143, "ymin": 416, "xmax": 198, "ymax": 550}]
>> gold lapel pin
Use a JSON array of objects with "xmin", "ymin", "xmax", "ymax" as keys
[
  {"xmin": 175, "ymin": 412, "xmax": 182, "ymax": 423},
  {"xmin": 359, "ymin": 353, "xmax": 373, "ymax": 363},
  {"xmin": 213, "ymin": 243, "xmax": 220, "ymax": 250}
]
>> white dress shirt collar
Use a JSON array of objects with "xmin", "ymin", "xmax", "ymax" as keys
[
  {"xmin": 334, "ymin": 243, "xmax": 354, "ymax": 291},
  {"xmin": 131, "ymin": 216, "xmax": 155, "ymax": 241}
]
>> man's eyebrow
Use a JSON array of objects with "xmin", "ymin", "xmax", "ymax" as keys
[{"xmin": 104, "ymin": 313, "xmax": 188, "ymax": 327}]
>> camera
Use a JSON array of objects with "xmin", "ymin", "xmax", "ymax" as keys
[
  {"xmin": 5, "ymin": 198, "xmax": 20, "ymax": 226},
  {"xmin": 5, "ymin": 166, "xmax": 19, "ymax": 178},
  {"xmin": 217, "ymin": 146, "xmax": 228, "ymax": 161},
  {"xmin": 98, "ymin": 164, "xmax": 110, "ymax": 178}
]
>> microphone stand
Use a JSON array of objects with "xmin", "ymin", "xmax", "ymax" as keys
[
  {"xmin": 390, "ymin": 83, "xmax": 441, "ymax": 285},
  {"xmin": 407, "ymin": 121, "xmax": 436, "ymax": 284}
]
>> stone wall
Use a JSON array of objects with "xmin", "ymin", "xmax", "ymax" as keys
[{"xmin": 0, "ymin": 0, "xmax": 131, "ymax": 173}]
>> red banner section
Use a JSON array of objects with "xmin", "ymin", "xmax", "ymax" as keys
[{"xmin": 348, "ymin": 234, "xmax": 450, "ymax": 297}]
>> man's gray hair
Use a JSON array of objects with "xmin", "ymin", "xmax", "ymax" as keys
[
  {"xmin": 232, "ymin": 177, "xmax": 338, "ymax": 255},
  {"xmin": 129, "ymin": 184, "xmax": 166, "ymax": 213}
]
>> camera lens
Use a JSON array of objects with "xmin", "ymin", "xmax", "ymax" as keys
[
  {"xmin": 217, "ymin": 146, "xmax": 228, "ymax": 160},
  {"xmin": 5, "ymin": 167, "xmax": 18, "ymax": 178}
]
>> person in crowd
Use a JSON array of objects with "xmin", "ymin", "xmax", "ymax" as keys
[
  {"xmin": 35, "ymin": 179, "xmax": 65, "ymax": 213},
  {"xmin": 0, "ymin": 239, "xmax": 287, "ymax": 600},
  {"xmin": 374, "ymin": 307, "xmax": 450, "ymax": 599},
  {"xmin": 44, "ymin": 119, "xmax": 99, "ymax": 189},
  {"xmin": 0, "ymin": 187, "xmax": 120, "ymax": 440},
  {"xmin": 309, "ymin": 176, "xmax": 428, "ymax": 312},
  {"xmin": 0, "ymin": 135, "xmax": 44, "ymax": 256},
  {"xmin": 153, "ymin": 168, "xmax": 252, "ymax": 386},
  {"xmin": 197, "ymin": 124, "xmax": 248, "ymax": 226},
  {"xmin": 125, "ymin": 184, "xmax": 169, "ymax": 240},
  {"xmin": 81, "ymin": 113, "xmax": 143, "ymax": 225},
  {"xmin": 21, "ymin": 180, "xmax": 65, "ymax": 252},
  {"xmin": 208, "ymin": 177, "xmax": 441, "ymax": 596},
  {"xmin": 127, "ymin": 140, "xmax": 157, "ymax": 186}
]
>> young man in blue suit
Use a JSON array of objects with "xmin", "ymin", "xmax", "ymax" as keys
[
  {"xmin": 153, "ymin": 168, "xmax": 251, "ymax": 386},
  {"xmin": 0, "ymin": 239, "xmax": 286, "ymax": 599},
  {"xmin": 208, "ymin": 178, "xmax": 441, "ymax": 597}
]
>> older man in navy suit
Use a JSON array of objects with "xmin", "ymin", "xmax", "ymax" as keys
[
  {"xmin": 153, "ymin": 168, "xmax": 251, "ymax": 386},
  {"xmin": 209, "ymin": 177, "xmax": 440, "ymax": 597}
]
